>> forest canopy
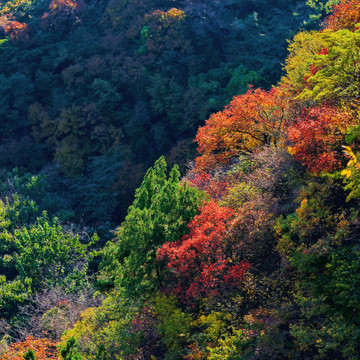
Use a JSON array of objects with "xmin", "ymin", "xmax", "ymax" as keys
[{"xmin": 2, "ymin": 0, "xmax": 360, "ymax": 359}]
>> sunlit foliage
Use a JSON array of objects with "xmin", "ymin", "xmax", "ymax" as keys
[
  {"xmin": 1, "ymin": 336, "xmax": 58, "ymax": 360},
  {"xmin": 288, "ymin": 106, "xmax": 351, "ymax": 174},
  {"xmin": 324, "ymin": 0, "xmax": 360, "ymax": 31},
  {"xmin": 158, "ymin": 201, "xmax": 250, "ymax": 301},
  {"xmin": 195, "ymin": 86, "xmax": 292, "ymax": 171},
  {"xmin": 100, "ymin": 157, "xmax": 204, "ymax": 297}
]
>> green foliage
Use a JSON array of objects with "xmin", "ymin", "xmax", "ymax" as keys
[
  {"xmin": 0, "ymin": 185, "xmax": 95, "ymax": 322},
  {"xmin": 154, "ymin": 294, "xmax": 191, "ymax": 360},
  {"xmin": 282, "ymin": 30, "xmax": 328, "ymax": 93},
  {"xmin": 276, "ymin": 180, "xmax": 346, "ymax": 257},
  {"xmin": 0, "ymin": 191, "xmax": 39, "ymax": 318},
  {"xmin": 189, "ymin": 311, "xmax": 236, "ymax": 357},
  {"xmin": 0, "ymin": 193, "xmax": 39, "ymax": 284},
  {"xmin": 0, "ymin": 169, "xmax": 71, "ymax": 221},
  {"xmin": 306, "ymin": 0, "xmax": 340, "ymax": 12},
  {"xmin": 94, "ymin": 345, "xmax": 106, "ymax": 360},
  {"xmin": 0, "ymin": 0, "xmax": 48, "ymax": 18},
  {"xmin": 289, "ymin": 244, "xmax": 360, "ymax": 359},
  {"xmin": 23, "ymin": 348, "xmax": 36, "ymax": 360},
  {"xmin": 303, "ymin": 29, "xmax": 360, "ymax": 102},
  {"xmin": 275, "ymin": 176, "xmax": 360, "ymax": 358},
  {"xmin": 0, "ymin": 169, "xmax": 47, "ymax": 200},
  {"xmin": 306, "ymin": 0, "xmax": 341, "ymax": 21},
  {"xmin": 60, "ymin": 337, "xmax": 83, "ymax": 360},
  {"xmin": 66, "ymin": 155, "xmax": 122, "ymax": 224},
  {"xmin": 207, "ymin": 328, "xmax": 254, "ymax": 360},
  {"xmin": 341, "ymin": 140, "xmax": 360, "ymax": 201},
  {"xmin": 0, "ymin": 73, "xmax": 34, "ymax": 134},
  {"xmin": 61, "ymin": 290, "xmax": 143, "ymax": 360},
  {"xmin": 0, "ymin": 194, "xmax": 38, "ymax": 233},
  {"xmin": 0, "ymin": 0, "xmax": 320, "ymax": 228},
  {"xmin": 1, "ymin": 1, "xmax": 356, "ymax": 359},
  {"xmin": 91, "ymin": 79, "xmax": 122, "ymax": 119},
  {"xmin": 225, "ymin": 64, "xmax": 261, "ymax": 102},
  {"xmin": 0, "ymin": 276, "xmax": 31, "ymax": 319},
  {"xmin": 194, "ymin": 311, "xmax": 230, "ymax": 343},
  {"xmin": 13, "ymin": 212, "xmax": 93, "ymax": 292},
  {"xmin": 100, "ymin": 156, "xmax": 205, "ymax": 297},
  {"xmin": 284, "ymin": 27, "xmax": 360, "ymax": 103},
  {"xmin": 147, "ymin": 74, "xmax": 184, "ymax": 131}
]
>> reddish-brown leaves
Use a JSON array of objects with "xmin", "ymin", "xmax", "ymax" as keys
[
  {"xmin": 2, "ymin": 336, "xmax": 59, "ymax": 360},
  {"xmin": 184, "ymin": 170, "xmax": 232, "ymax": 200},
  {"xmin": 324, "ymin": 0, "xmax": 360, "ymax": 32},
  {"xmin": 2, "ymin": 19, "xmax": 28, "ymax": 40},
  {"xmin": 195, "ymin": 86, "xmax": 292, "ymax": 171},
  {"xmin": 287, "ymin": 106, "xmax": 351, "ymax": 174},
  {"xmin": 157, "ymin": 201, "xmax": 250, "ymax": 301}
]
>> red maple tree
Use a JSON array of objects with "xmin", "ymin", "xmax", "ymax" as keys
[
  {"xmin": 287, "ymin": 106, "xmax": 350, "ymax": 174},
  {"xmin": 195, "ymin": 86, "xmax": 292, "ymax": 171},
  {"xmin": 157, "ymin": 201, "xmax": 250, "ymax": 301}
]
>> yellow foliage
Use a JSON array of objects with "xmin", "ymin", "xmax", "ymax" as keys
[
  {"xmin": 281, "ymin": 31, "xmax": 327, "ymax": 94},
  {"xmin": 146, "ymin": 8, "xmax": 186, "ymax": 26},
  {"xmin": 0, "ymin": 0, "xmax": 33, "ymax": 16},
  {"xmin": 61, "ymin": 291, "xmax": 141, "ymax": 360}
]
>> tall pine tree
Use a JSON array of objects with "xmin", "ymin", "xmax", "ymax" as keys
[{"xmin": 100, "ymin": 156, "xmax": 205, "ymax": 297}]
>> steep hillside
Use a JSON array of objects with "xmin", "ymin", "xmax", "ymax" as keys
[
  {"xmin": 0, "ymin": 0, "xmax": 323, "ymax": 225},
  {"xmin": 3, "ymin": 1, "xmax": 360, "ymax": 360}
]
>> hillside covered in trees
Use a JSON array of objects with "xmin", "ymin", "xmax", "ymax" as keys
[
  {"xmin": 0, "ymin": 0, "xmax": 326, "ymax": 224},
  {"xmin": 1, "ymin": 0, "xmax": 360, "ymax": 359}
]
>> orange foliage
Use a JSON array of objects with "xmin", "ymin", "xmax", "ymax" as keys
[
  {"xmin": 2, "ymin": 336, "xmax": 59, "ymax": 360},
  {"xmin": 195, "ymin": 86, "xmax": 292, "ymax": 171},
  {"xmin": 49, "ymin": 0, "xmax": 78, "ymax": 12},
  {"xmin": 0, "ymin": 0, "xmax": 32, "ymax": 16},
  {"xmin": 287, "ymin": 106, "xmax": 351, "ymax": 174},
  {"xmin": 146, "ymin": 8, "xmax": 186, "ymax": 25},
  {"xmin": 324, "ymin": 0, "xmax": 360, "ymax": 31},
  {"xmin": 3, "ymin": 20, "xmax": 28, "ymax": 40},
  {"xmin": 42, "ymin": 0, "xmax": 84, "ymax": 20}
]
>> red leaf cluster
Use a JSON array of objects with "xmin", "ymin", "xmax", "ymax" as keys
[
  {"xmin": 157, "ymin": 201, "xmax": 250, "ymax": 300},
  {"xmin": 324, "ymin": 0, "xmax": 360, "ymax": 32},
  {"xmin": 287, "ymin": 106, "xmax": 350, "ymax": 174}
]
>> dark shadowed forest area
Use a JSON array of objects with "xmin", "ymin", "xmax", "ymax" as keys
[{"xmin": 0, "ymin": 0, "xmax": 323, "ymax": 225}]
